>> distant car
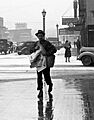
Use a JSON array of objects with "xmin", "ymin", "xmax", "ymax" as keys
[
  {"xmin": 77, "ymin": 47, "xmax": 94, "ymax": 66},
  {"xmin": 17, "ymin": 41, "xmax": 36, "ymax": 55},
  {"xmin": 0, "ymin": 39, "xmax": 8, "ymax": 54}
]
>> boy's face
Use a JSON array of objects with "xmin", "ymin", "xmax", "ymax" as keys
[{"xmin": 37, "ymin": 33, "xmax": 44, "ymax": 40}]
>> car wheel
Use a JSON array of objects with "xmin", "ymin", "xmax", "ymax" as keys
[
  {"xmin": 18, "ymin": 52, "xmax": 21, "ymax": 55},
  {"xmin": 82, "ymin": 55, "xmax": 92, "ymax": 66}
]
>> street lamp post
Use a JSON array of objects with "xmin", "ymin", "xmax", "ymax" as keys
[
  {"xmin": 56, "ymin": 24, "xmax": 59, "ymax": 49},
  {"xmin": 42, "ymin": 9, "xmax": 46, "ymax": 38}
]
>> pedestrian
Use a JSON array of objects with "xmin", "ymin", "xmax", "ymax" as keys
[
  {"xmin": 75, "ymin": 38, "xmax": 81, "ymax": 58},
  {"xmin": 33, "ymin": 30, "xmax": 57, "ymax": 98},
  {"xmin": 64, "ymin": 40, "xmax": 71, "ymax": 62}
]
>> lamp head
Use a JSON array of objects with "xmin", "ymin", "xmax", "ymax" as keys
[{"xmin": 42, "ymin": 9, "xmax": 46, "ymax": 17}]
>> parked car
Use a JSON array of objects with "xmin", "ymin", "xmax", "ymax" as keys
[
  {"xmin": 77, "ymin": 47, "xmax": 94, "ymax": 66},
  {"xmin": 0, "ymin": 39, "xmax": 8, "ymax": 54},
  {"xmin": 17, "ymin": 41, "xmax": 36, "ymax": 55}
]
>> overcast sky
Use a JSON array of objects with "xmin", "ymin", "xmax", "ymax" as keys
[{"xmin": 0, "ymin": 0, "xmax": 75, "ymax": 37}]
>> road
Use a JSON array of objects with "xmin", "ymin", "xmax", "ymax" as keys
[{"xmin": 0, "ymin": 53, "xmax": 94, "ymax": 120}]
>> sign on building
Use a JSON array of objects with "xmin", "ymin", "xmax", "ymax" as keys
[
  {"xmin": 62, "ymin": 18, "xmax": 78, "ymax": 25},
  {"xmin": 59, "ymin": 28, "xmax": 80, "ymax": 36},
  {"xmin": 59, "ymin": 28, "xmax": 74, "ymax": 35}
]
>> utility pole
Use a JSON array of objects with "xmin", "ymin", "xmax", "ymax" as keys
[
  {"xmin": 56, "ymin": 24, "xmax": 59, "ymax": 49},
  {"xmin": 42, "ymin": 9, "xmax": 46, "ymax": 39}
]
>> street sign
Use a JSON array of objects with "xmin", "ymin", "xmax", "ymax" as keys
[
  {"xmin": 59, "ymin": 29, "xmax": 66, "ymax": 35},
  {"xmin": 59, "ymin": 28, "xmax": 80, "ymax": 35},
  {"xmin": 59, "ymin": 28, "xmax": 74, "ymax": 35},
  {"xmin": 62, "ymin": 18, "xmax": 78, "ymax": 25}
]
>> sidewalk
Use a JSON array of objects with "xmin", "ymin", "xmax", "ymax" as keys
[
  {"xmin": 0, "ymin": 54, "xmax": 94, "ymax": 80},
  {"xmin": 55, "ymin": 54, "xmax": 82, "ymax": 65}
]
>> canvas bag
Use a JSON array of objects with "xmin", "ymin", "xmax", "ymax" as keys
[
  {"xmin": 46, "ymin": 54, "xmax": 55, "ymax": 68},
  {"xmin": 40, "ymin": 42, "xmax": 55, "ymax": 68},
  {"xmin": 40, "ymin": 44, "xmax": 55, "ymax": 68}
]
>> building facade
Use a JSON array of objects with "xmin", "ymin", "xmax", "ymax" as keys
[
  {"xmin": 78, "ymin": 0, "xmax": 94, "ymax": 47},
  {"xmin": 86, "ymin": 0, "xmax": 94, "ymax": 25},
  {"xmin": 8, "ymin": 29, "xmax": 32, "ymax": 43},
  {"xmin": 0, "ymin": 17, "xmax": 9, "ymax": 39},
  {"xmin": 15, "ymin": 23, "xmax": 27, "ymax": 29},
  {"xmin": 8, "ymin": 23, "xmax": 32, "ymax": 43}
]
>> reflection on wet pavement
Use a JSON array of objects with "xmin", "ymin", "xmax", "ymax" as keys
[
  {"xmin": 53, "ymin": 78, "xmax": 94, "ymax": 120},
  {"xmin": 77, "ymin": 78, "xmax": 94, "ymax": 120},
  {"xmin": 53, "ymin": 79, "xmax": 84, "ymax": 120},
  {"xmin": 38, "ymin": 98, "xmax": 43, "ymax": 120},
  {"xmin": 38, "ymin": 93, "xmax": 53, "ymax": 120},
  {"xmin": 0, "ymin": 78, "xmax": 94, "ymax": 120}
]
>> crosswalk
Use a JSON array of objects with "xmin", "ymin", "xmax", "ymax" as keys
[{"xmin": 0, "ymin": 54, "xmax": 94, "ymax": 80}]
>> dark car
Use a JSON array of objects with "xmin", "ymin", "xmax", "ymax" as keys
[
  {"xmin": 77, "ymin": 47, "xmax": 94, "ymax": 66},
  {"xmin": 0, "ymin": 39, "xmax": 8, "ymax": 54},
  {"xmin": 17, "ymin": 41, "xmax": 36, "ymax": 55}
]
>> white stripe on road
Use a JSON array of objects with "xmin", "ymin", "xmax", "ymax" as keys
[
  {"xmin": 0, "ymin": 66, "xmax": 94, "ymax": 72},
  {"xmin": 52, "ymin": 66, "xmax": 94, "ymax": 71}
]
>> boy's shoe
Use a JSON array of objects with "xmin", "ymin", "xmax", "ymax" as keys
[
  {"xmin": 48, "ymin": 84, "xmax": 53, "ymax": 93},
  {"xmin": 38, "ymin": 90, "xmax": 43, "ymax": 98}
]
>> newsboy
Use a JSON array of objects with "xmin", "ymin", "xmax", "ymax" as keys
[{"xmin": 34, "ymin": 30, "xmax": 57, "ymax": 98}]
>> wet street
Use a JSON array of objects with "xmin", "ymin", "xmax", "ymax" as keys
[{"xmin": 0, "ymin": 53, "xmax": 94, "ymax": 120}]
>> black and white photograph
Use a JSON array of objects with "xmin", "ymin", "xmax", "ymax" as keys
[{"xmin": 0, "ymin": 0, "xmax": 94, "ymax": 120}]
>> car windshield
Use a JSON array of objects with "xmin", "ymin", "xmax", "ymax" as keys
[{"xmin": 19, "ymin": 43, "xmax": 24, "ymax": 46}]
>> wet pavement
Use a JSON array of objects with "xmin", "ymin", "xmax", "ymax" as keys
[
  {"xmin": 0, "ymin": 54, "xmax": 94, "ymax": 119},
  {"xmin": 0, "ymin": 77, "xmax": 94, "ymax": 120}
]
